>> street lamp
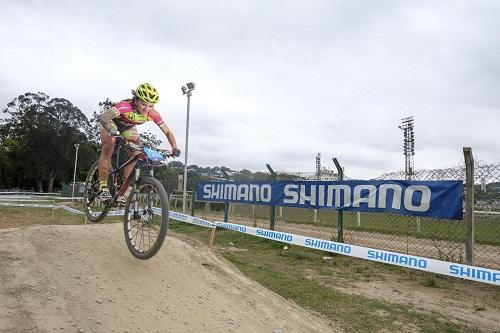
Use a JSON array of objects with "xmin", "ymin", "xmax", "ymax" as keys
[
  {"xmin": 181, "ymin": 82, "xmax": 195, "ymax": 213},
  {"xmin": 71, "ymin": 143, "xmax": 80, "ymax": 199}
]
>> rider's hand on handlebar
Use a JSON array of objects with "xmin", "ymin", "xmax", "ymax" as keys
[
  {"xmin": 162, "ymin": 148, "xmax": 180, "ymax": 158},
  {"xmin": 171, "ymin": 148, "xmax": 181, "ymax": 157}
]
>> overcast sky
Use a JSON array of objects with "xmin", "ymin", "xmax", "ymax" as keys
[{"xmin": 1, "ymin": 0, "xmax": 498, "ymax": 179}]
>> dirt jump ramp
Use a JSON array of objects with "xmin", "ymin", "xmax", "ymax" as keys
[{"xmin": 0, "ymin": 223, "xmax": 338, "ymax": 332}]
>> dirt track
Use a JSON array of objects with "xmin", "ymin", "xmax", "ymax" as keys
[{"xmin": 0, "ymin": 224, "xmax": 338, "ymax": 333}]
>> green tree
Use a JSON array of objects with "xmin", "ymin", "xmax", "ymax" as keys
[
  {"xmin": 0, "ymin": 92, "xmax": 97, "ymax": 192},
  {"xmin": 0, "ymin": 141, "xmax": 14, "ymax": 188}
]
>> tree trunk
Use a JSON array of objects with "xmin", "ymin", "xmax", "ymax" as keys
[
  {"xmin": 36, "ymin": 179, "xmax": 43, "ymax": 193},
  {"xmin": 47, "ymin": 171, "xmax": 55, "ymax": 193}
]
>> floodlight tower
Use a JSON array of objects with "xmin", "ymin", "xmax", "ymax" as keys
[
  {"xmin": 316, "ymin": 152, "xmax": 321, "ymax": 181},
  {"xmin": 398, "ymin": 116, "xmax": 415, "ymax": 180}
]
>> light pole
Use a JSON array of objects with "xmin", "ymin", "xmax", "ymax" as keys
[
  {"xmin": 398, "ymin": 116, "xmax": 415, "ymax": 180},
  {"xmin": 181, "ymin": 82, "xmax": 195, "ymax": 213},
  {"xmin": 71, "ymin": 143, "xmax": 80, "ymax": 199}
]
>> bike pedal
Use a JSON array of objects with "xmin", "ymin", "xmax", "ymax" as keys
[{"xmin": 100, "ymin": 197, "xmax": 113, "ymax": 205}]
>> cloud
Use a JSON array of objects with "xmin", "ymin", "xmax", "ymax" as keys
[{"xmin": 1, "ymin": 0, "xmax": 499, "ymax": 179}]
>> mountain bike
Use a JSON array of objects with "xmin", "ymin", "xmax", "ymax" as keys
[{"xmin": 83, "ymin": 137, "xmax": 173, "ymax": 259}]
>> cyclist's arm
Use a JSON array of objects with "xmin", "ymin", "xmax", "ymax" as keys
[
  {"xmin": 99, "ymin": 107, "xmax": 120, "ymax": 134},
  {"xmin": 158, "ymin": 123, "xmax": 179, "ymax": 150}
]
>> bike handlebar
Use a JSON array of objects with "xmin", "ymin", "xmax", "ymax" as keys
[
  {"xmin": 111, "ymin": 136, "xmax": 177, "ymax": 159},
  {"xmin": 129, "ymin": 143, "xmax": 175, "ymax": 157}
]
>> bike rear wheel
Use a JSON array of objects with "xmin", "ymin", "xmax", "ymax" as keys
[
  {"xmin": 123, "ymin": 176, "xmax": 169, "ymax": 259},
  {"xmin": 83, "ymin": 160, "xmax": 110, "ymax": 223}
]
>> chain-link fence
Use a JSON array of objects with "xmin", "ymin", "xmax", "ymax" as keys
[
  {"xmin": 173, "ymin": 160, "xmax": 500, "ymax": 270},
  {"xmin": 373, "ymin": 163, "xmax": 500, "ymax": 269}
]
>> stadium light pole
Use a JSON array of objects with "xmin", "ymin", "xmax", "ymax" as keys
[
  {"xmin": 398, "ymin": 116, "xmax": 415, "ymax": 180},
  {"xmin": 181, "ymin": 82, "xmax": 195, "ymax": 213},
  {"xmin": 71, "ymin": 143, "xmax": 80, "ymax": 199}
]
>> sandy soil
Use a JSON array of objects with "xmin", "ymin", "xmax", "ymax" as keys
[
  {"xmin": 0, "ymin": 224, "xmax": 339, "ymax": 333},
  {"xmin": 1, "ymin": 202, "xmax": 499, "ymax": 332}
]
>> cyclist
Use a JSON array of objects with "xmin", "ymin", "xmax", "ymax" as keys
[{"xmin": 98, "ymin": 83, "xmax": 180, "ymax": 202}]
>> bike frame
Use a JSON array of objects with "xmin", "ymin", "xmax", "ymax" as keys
[{"xmin": 108, "ymin": 141, "xmax": 160, "ymax": 213}]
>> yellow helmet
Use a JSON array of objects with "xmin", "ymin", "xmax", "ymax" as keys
[{"xmin": 136, "ymin": 83, "xmax": 159, "ymax": 103}]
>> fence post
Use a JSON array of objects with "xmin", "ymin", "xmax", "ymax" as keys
[
  {"xmin": 221, "ymin": 170, "xmax": 230, "ymax": 222},
  {"xmin": 266, "ymin": 164, "xmax": 277, "ymax": 230},
  {"xmin": 463, "ymin": 147, "xmax": 474, "ymax": 265},
  {"xmin": 191, "ymin": 190, "xmax": 196, "ymax": 216},
  {"xmin": 332, "ymin": 158, "xmax": 344, "ymax": 243},
  {"xmin": 203, "ymin": 202, "xmax": 209, "ymax": 219},
  {"xmin": 51, "ymin": 199, "xmax": 56, "ymax": 218}
]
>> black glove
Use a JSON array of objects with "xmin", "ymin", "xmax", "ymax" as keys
[{"xmin": 172, "ymin": 148, "xmax": 181, "ymax": 157}]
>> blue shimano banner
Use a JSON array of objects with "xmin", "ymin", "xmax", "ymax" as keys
[{"xmin": 196, "ymin": 180, "xmax": 463, "ymax": 220}]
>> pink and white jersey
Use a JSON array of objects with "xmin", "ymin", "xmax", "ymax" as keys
[{"xmin": 112, "ymin": 100, "xmax": 164, "ymax": 126}]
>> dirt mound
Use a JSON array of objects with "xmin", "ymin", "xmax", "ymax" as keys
[{"xmin": 0, "ymin": 223, "xmax": 338, "ymax": 332}]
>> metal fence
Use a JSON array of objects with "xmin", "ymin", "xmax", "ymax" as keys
[
  {"xmin": 372, "ymin": 162, "xmax": 500, "ymax": 269},
  {"xmin": 172, "ymin": 153, "xmax": 500, "ymax": 270}
]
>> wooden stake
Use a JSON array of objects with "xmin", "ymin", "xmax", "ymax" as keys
[{"xmin": 208, "ymin": 227, "xmax": 216, "ymax": 248}]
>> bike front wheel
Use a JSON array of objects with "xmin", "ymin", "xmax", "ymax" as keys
[
  {"xmin": 83, "ymin": 160, "xmax": 110, "ymax": 223},
  {"xmin": 123, "ymin": 176, "xmax": 169, "ymax": 259}
]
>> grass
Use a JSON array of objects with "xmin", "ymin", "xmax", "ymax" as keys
[
  {"xmin": 169, "ymin": 222, "xmax": 489, "ymax": 333},
  {"xmin": 0, "ymin": 206, "xmax": 85, "ymax": 227},
  {"xmin": 0, "ymin": 205, "xmax": 123, "ymax": 228},
  {"xmin": 192, "ymin": 205, "xmax": 500, "ymax": 246}
]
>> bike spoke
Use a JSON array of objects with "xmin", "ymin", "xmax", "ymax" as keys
[
  {"xmin": 130, "ymin": 221, "xmax": 143, "ymax": 240},
  {"xmin": 148, "ymin": 226, "xmax": 152, "ymax": 250},
  {"xmin": 140, "ymin": 225, "xmax": 146, "ymax": 252},
  {"xmin": 124, "ymin": 177, "xmax": 168, "ymax": 259},
  {"xmin": 83, "ymin": 162, "xmax": 111, "ymax": 222}
]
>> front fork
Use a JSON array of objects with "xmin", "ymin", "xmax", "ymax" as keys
[{"xmin": 132, "ymin": 168, "xmax": 154, "ymax": 220}]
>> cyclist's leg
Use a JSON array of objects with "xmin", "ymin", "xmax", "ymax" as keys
[
  {"xmin": 98, "ymin": 125, "xmax": 117, "ymax": 200},
  {"xmin": 121, "ymin": 126, "xmax": 142, "ymax": 181}
]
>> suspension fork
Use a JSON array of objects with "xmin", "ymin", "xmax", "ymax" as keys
[
  {"xmin": 113, "ymin": 142, "xmax": 122, "ymax": 188},
  {"xmin": 147, "ymin": 168, "xmax": 154, "ymax": 212},
  {"xmin": 132, "ymin": 167, "xmax": 141, "ymax": 218},
  {"xmin": 132, "ymin": 166, "xmax": 155, "ymax": 218}
]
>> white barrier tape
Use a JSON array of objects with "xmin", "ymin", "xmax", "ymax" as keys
[
  {"xmin": 107, "ymin": 210, "xmax": 125, "ymax": 216},
  {"xmin": 169, "ymin": 211, "xmax": 216, "ymax": 229},
  {"xmin": 85, "ymin": 208, "xmax": 216, "ymax": 230},
  {"xmin": 0, "ymin": 192, "xmax": 60, "ymax": 196},
  {"xmin": 59, "ymin": 205, "xmax": 86, "ymax": 215},
  {"xmin": 0, "ymin": 193, "xmax": 64, "ymax": 199},
  {"xmin": 0, "ymin": 202, "xmax": 84, "ymax": 215},
  {"xmin": 0, "ymin": 203, "xmax": 209, "ymax": 229},
  {"xmin": 0, "ymin": 202, "xmax": 55, "ymax": 208},
  {"xmin": 0, "ymin": 199, "xmax": 52, "ymax": 202},
  {"xmin": 214, "ymin": 221, "xmax": 500, "ymax": 286}
]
